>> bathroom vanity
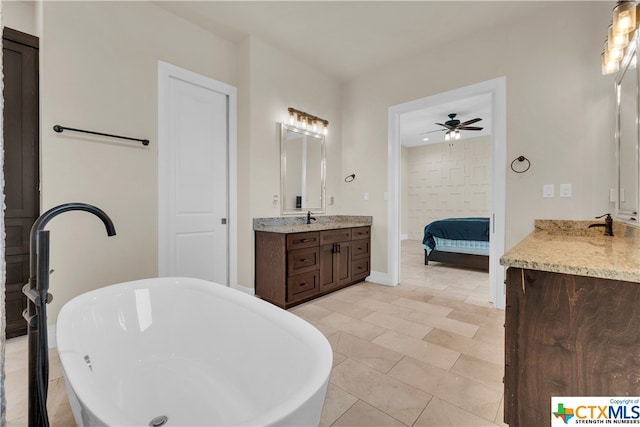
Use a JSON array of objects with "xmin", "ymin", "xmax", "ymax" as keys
[
  {"xmin": 254, "ymin": 216, "xmax": 372, "ymax": 309},
  {"xmin": 500, "ymin": 220, "xmax": 640, "ymax": 426}
]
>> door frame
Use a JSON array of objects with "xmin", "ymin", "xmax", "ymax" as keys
[
  {"xmin": 387, "ymin": 77, "xmax": 507, "ymax": 309},
  {"xmin": 157, "ymin": 61, "xmax": 237, "ymax": 288}
]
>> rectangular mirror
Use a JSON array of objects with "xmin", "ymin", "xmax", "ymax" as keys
[
  {"xmin": 615, "ymin": 38, "xmax": 640, "ymax": 224},
  {"xmin": 280, "ymin": 123, "xmax": 326, "ymax": 214}
]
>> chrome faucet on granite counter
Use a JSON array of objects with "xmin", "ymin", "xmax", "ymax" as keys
[
  {"xmin": 306, "ymin": 210, "xmax": 317, "ymax": 225},
  {"xmin": 588, "ymin": 213, "xmax": 614, "ymax": 236}
]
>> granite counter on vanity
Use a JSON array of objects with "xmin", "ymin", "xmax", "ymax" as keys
[
  {"xmin": 253, "ymin": 215, "xmax": 372, "ymax": 233},
  {"xmin": 500, "ymin": 219, "xmax": 640, "ymax": 282},
  {"xmin": 499, "ymin": 220, "xmax": 640, "ymax": 427}
]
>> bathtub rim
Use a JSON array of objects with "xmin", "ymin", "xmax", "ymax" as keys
[{"xmin": 56, "ymin": 276, "xmax": 333, "ymax": 427}]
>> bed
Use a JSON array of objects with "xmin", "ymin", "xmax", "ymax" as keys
[{"xmin": 422, "ymin": 217, "xmax": 490, "ymax": 270}]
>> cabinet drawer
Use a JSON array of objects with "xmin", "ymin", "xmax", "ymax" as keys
[
  {"xmin": 287, "ymin": 232, "xmax": 319, "ymax": 250},
  {"xmin": 320, "ymin": 228, "xmax": 352, "ymax": 245},
  {"xmin": 351, "ymin": 226, "xmax": 370, "ymax": 241},
  {"xmin": 287, "ymin": 247, "xmax": 319, "ymax": 276},
  {"xmin": 352, "ymin": 258, "xmax": 370, "ymax": 281},
  {"xmin": 352, "ymin": 240, "xmax": 370, "ymax": 259},
  {"xmin": 287, "ymin": 271, "xmax": 319, "ymax": 302}
]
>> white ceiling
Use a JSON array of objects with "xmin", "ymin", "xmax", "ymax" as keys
[{"xmin": 155, "ymin": 1, "xmax": 547, "ymax": 146}]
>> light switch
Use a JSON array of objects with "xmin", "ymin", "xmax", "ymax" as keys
[
  {"xmin": 364, "ymin": 192, "xmax": 369, "ymax": 201},
  {"xmin": 610, "ymin": 189, "xmax": 617, "ymax": 203},
  {"xmin": 543, "ymin": 184, "xmax": 555, "ymax": 198},
  {"xmin": 560, "ymin": 184, "xmax": 572, "ymax": 198}
]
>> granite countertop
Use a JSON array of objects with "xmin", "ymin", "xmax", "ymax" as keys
[
  {"xmin": 253, "ymin": 215, "xmax": 372, "ymax": 234},
  {"xmin": 500, "ymin": 220, "xmax": 640, "ymax": 283}
]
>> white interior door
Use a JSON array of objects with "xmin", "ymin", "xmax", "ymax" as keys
[{"xmin": 158, "ymin": 61, "xmax": 235, "ymax": 285}]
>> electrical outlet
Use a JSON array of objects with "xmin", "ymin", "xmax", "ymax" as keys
[
  {"xmin": 543, "ymin": 184, "xmax": 555, "ymax": 198},
  {"xmin": 560, "ymin": 184, "xmax": 572, "ymax": 198},
  {"xmin": 364, "ymin": 192, "xmax": 369, "ymax": 201}
]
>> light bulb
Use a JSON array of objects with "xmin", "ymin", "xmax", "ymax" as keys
[
  {"xmin": 613, "ymin": 1, "xmax": 636, "ymax": 35},
  {"xmin": 609, "ymin": 24, "xmax": 629, "ymax": 49}
]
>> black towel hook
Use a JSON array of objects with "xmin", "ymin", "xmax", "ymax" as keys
[{"xmin": 510, "ymin": 155, "xmax": 530, "ymax": 173}]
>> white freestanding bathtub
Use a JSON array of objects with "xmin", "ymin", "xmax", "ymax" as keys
[{"xmin": 56, "ymin": 277, "xmax": 332, "ymax": 427}]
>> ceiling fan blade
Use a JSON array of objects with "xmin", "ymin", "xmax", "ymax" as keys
[
  {"xmin": 459, "ymin": 126, "xmax": 484, "ymax": 131},
  {"xmin": 458, "ymin": 118, "xmax": 482, "ymax": 127},
  {"xmin": 419, "ymin": 129, "xmax": 446, "ymax": 135},
  {"xmin": 435, "ymin": 122, "xmax": 454, "ymax": 129}
]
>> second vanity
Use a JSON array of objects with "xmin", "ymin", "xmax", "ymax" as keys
[
  {"xmin": 500, "ymin": 220, "xmax": 640, "ymax": 426},
  {"xmin": 254, "ymin": 215, "xmax": 372, "ymax": 309}
]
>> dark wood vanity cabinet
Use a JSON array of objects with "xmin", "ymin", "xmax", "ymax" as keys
[
  {"xmin": 255, "ymin": 226, "xmax": 370, "ymax": 309},
  {"xmin": 504, "ymin": 267, "xmax": 640, "ymax": 426}
]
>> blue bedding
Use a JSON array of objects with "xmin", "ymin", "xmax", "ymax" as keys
[{"xmin": 422, "ymin": 217, "xmax": 490, "ymax": 251}]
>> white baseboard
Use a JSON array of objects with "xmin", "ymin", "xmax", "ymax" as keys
[{"xmin": 365, "ymin": 270, "xmax": 397, "ymax": 287}]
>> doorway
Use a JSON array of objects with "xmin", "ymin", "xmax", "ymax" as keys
[
  {"xmin": 157, "ymin": 61, "xmax": 237, "ymax": 286},
  {"xmin": 388, "ymin": 77, "xmax": 507, "ymax": 309},
  {"xmin": 3, "ymin": 27, "xmax": 40, "ymax": 338}
]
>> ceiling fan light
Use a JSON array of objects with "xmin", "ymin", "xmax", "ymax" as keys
[{"xmin": 613, "ymin": 1, "xmax": 636, "ymax": 35}]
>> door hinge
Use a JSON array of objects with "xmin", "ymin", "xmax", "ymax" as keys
[{"xmin": 221, "ymin": 218, "xmax": 227, "ymax": 225}]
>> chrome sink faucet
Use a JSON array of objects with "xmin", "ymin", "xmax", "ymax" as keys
[
  {"xmin": 306, "ymin": 210, "xmax": 316, "ymax": 225},
  {"xmin": 588, "ymin": 213, "xmax": 614, "ymax": 236}
]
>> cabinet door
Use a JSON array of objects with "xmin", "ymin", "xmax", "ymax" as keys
[
  {"xmin": 336, "ymin": 241, "xmax": 352, "ymax": 287},
  {"xmin": 320, "ymin": 242, "xmax": 352, "ymax": 290},
  {"xmin": 319, "ymin": 243, "xmax": 338, "ymax": 291}
]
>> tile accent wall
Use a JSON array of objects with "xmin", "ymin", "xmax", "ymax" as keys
[{"xmin": 406, "ymin": 136, "xmax": 491, "ymax": 240}]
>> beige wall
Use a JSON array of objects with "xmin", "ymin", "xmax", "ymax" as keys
[
  {"xmin": 237, "ymin": 36, "xmax": 342, "ymax": 288},
  {"xmin": 3, "ymin": 0, "xmax": 37, "ymax": 36},
  {"xmin": 4, "ymin": 2, "xmax": 343, "ymax": 321},
  {"xmin": 405, "ymin": 136, "xmax": 491, "ymax": 240},
  {"xmin": 31, "ymin": 1, "xmax": 238, "ymax": 323},
  {"xmin": 342, "ymin": 3, "xmax": 614, "ymax": 274}
]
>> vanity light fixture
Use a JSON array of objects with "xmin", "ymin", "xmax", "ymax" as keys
[
  {"xmin": 287, "ymin": 107, "xmax": 329, "ymax": 135},
  {"xmin": 602, "ymin": 1, "xmax": 638, "ymax": 75}
]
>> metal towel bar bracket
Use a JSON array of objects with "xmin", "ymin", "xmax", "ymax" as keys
[{"xmin": 53, "ymin": 124, "xmax": 150, "ymax": 146}]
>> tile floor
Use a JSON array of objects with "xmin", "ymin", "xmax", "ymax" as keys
[{"xmin": 3, "ymin": 239, "xmax": 506, "ymax": 426}]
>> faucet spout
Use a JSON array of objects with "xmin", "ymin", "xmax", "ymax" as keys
[
  {"xmin": 306, "ymin": 210, "xmax": 317, "ymax": 225},
  {"xmin": 31, "ymin": 202, "xmax": 116, "ymax": 237},
  {"xmin": 588, "ymin": 213, "xmax": 614, "ymax": 236}
]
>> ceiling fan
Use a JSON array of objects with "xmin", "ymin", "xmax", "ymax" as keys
[{"xmin": 421, "ymin": 113, "xmax": 483, "ymax": 140}]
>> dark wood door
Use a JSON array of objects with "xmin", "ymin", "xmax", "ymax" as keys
[{"xmin": 3, "ymin": 27, "xmax": 39, "ymax": 339}]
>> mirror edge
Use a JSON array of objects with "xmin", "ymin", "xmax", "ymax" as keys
[{"xmin": 615, "ymin": 30, "xmax": 640, "ymax": 225}]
